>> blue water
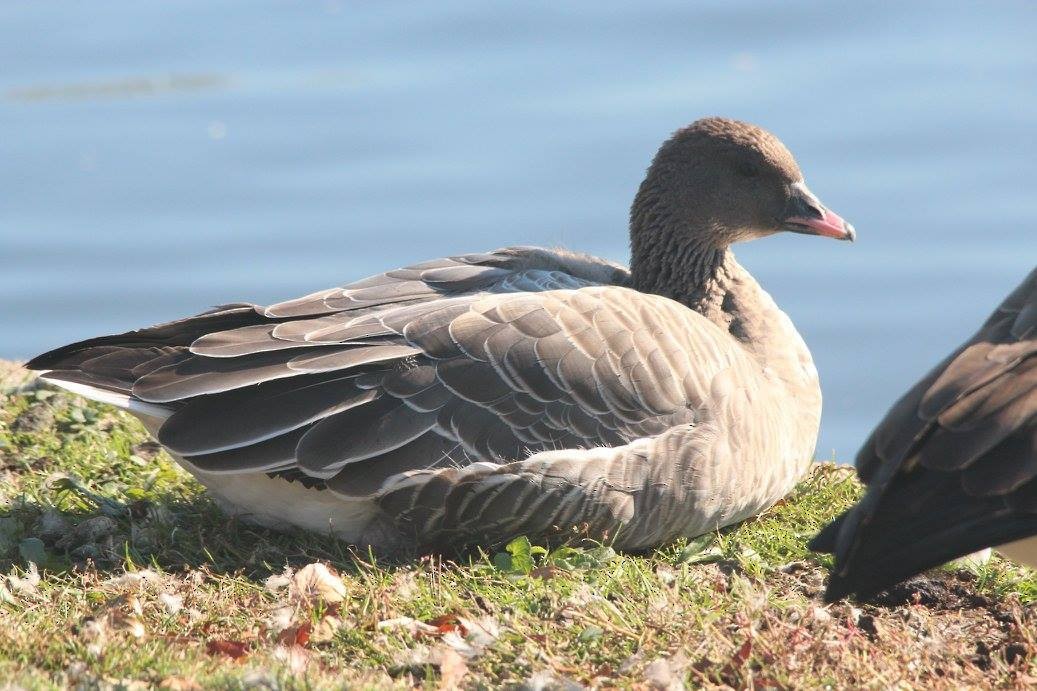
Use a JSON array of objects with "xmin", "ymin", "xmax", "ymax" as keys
[{"xmin": 1, "ymin": 1, "xmax": 1035, "ymax": 459}]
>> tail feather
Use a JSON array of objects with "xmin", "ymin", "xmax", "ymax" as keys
[
  {"xmin": 823, "ymin": 510, "xmax": 1037, "ymax": 602},
  {"xmin": 816, "ymin": 466, "xmax": 1037, "ymax": 602},
  {"xmin": 27, "ymin": 303, "xmax": 269, "ymax": 418},
  {"xmin": 36, "ymin": 373, "xmax": 172, "ymax": 420},
  {"xmin": 26, "ymin": 304, "xmax": 266, "ymax": 396}
]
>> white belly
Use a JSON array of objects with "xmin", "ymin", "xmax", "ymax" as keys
[
  {"xmin": 187, "ymin": 467, "xmax": 379, "ymax": 542},
  {"xmin": 134, "ymin": 408, "xmax": 380, "ymax": 544}
]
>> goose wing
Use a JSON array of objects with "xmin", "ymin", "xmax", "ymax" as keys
[
  {"xmin": 30, "ymin": 247, "xmax": 750, "ymax": 505},
  {"xmin": 156, "ymin": 285, "xmax": 741, "ymax": 496},
  {"xmin": 30, "ymin": 246, "xmax": 625, "ymax": 392},
  {"xmin": 813, "ymin": 267, "xmax": 1037, "ymax": 600}
]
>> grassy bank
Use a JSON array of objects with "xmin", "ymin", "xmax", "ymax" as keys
[{"xmin": 2, "ymin": 362, "xmax": 1036, "ymax": 689}]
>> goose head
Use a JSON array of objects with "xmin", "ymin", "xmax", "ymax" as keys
[{"xmin": 631, "ymin": 117, "xmax": 855, "ymax": 251}]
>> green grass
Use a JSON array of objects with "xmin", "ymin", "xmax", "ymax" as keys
[{"xmin": 2, "ymin": 373, "xmax": 1037, "ymax": 689}]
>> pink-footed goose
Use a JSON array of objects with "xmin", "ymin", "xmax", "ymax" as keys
[
  {"xmin": 812, "ymin": 267, "xmax": 1037, "ymax": 600},
  {"xmin": 28, "ymin": 118, "xmax": 854, "ymax": 553}
]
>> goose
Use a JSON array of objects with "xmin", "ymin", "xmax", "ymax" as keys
[
  {"xmin": 812, "ymin": 267, "xmax": 1037, "ymax": 601},
  {"xmin": 27, "ymin": 117, "xmax": 855, "ymax": 553}
]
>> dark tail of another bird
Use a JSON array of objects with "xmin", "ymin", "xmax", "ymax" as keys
[{"xmin": 810, "ymin": 466, "xmax": 1037, "ymax": 602}]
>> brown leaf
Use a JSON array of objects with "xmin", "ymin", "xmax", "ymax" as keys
[
  {"xmin": 310, "ymin": 614, "xmax": 343, "ymax": 643},
  {"xmin": 206, "ymin": 639, "xmax": 249, "ymax": 660},
  {"xmin": 753, "ymin": 675, "xmax": 787, "ymax": 690},
  {"xmin": 425, "ymin": 614, "xmax": 466, "ymax": 637},
  {"xmin": 156, "ymin": 635, "xmax": 197, "ymax": 645},
  {"xmin": 731, "ymin": 639, "xmax": 752, "ymax": 667},
  {"xmin": 277, "ymin": 622, "xmax": 312, "ymax": 648},
  {"xmin": 113, "ymin": 614, "xmax": 146, "ymax": 639}
]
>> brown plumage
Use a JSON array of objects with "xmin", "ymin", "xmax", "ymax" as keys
[
  {"xmin": 28, "ymin": 117, "xmax": 854, "ymax": 553},
  {"xmin": 812, "ymin": 267, "xmax": 1037, "ymax": 601}
]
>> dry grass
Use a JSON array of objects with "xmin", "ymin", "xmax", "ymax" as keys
[{"xmin": 2, "ymin": 364, "xmax": 1037, "ymax": 689}]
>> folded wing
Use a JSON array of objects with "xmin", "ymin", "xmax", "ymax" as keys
[{"xmin": 31, "ymin": 247, "xmax": 749, "ymax": 503}]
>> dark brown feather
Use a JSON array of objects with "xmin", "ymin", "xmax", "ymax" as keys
[
  {"xmin": 816, "ymin": 267, "xmax": 1037, "ymax": 601},
  {"xmin": 295, "ymin": 396, "xmax": 440, "ymax": 478}
]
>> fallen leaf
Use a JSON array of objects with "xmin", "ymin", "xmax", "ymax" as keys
[
  {"xmin": 655, "ymin": 565, "xmax": 678, "ymax": 587},
  {"xmin": 753, "ymin": 675, "xmax": 786, "ymax": 690},
  {"xmin": 311, "ymin": 614, "xmax": 344, "ymax": 643},
  {"xmin": 241, "ymin": 671, "xmax": 279, "ymax": 688},
  {"xmin": 206, "ymin": 639, "xmax": 249, "ymax": 660},
  {"xmin": 388, "ymin": 642, "xmax": 435, "ymax": 677},
  {"xmin": 156, "ymin": 634, "xmax": 197, "ymax": 645},
  {"xmin": 62, "ymin": 515, "xmax": 119, "ymax": 545},
  {"xmin": 264, "ymin": 567, "xmax": 293, "ymax": 594},
  {"xmin": 442, "ymin": 631, "xmax": 480, "ymax": 659},
  {"xmin": 378, "ymin": 617, "xmax": 440, "ymax": 636},
  {"xmin": 266, "ymin": 605, "xmax": 296, "ymax": 634},
  {"xmin": 277, "ymin": 622, "xmax": 312, "ymax": 648},
  {"xmin": 104, "ymin": 569, "xmax": 161, "ymax": 589},
  {"xmin": 392, "ymin": 571, "xmax": 419, "ymax": 599},
  {"xmin": 520, "ymin": 671, "xmax": 584, "ymax": 690},
  {"xmin": 643, "ymin": 653, "xmax": 689, "ymax": 691},
  {"xmin": 6, "ymin": 562, "xmax": 40, "ymax": 597},
  {"xmin": 731, "ymin": 638, "xmax": 752, "ymax": 667},
  {"xmin": 806, "ymin": 608, "xmax": 832, "ymax": 629},
  {"xmin": 291, "ymin": 563, "xmax": 347, "ymax": 604},
  {"xmin": 76, "ymin": 615, "xmax": 109, "ymax": 657},
  {"xmin": 619, "ymin": 649, "xmax": 645, "ymax": 675},
  {"xmin": 426, "ymin": 614, "xmax": 465, "ymax": 636},
  {"xmin": 102, "ymin": 679, "xmax": 148, "ymax": 691},
  {"xmin": 112, "ymin": 612, "xmax": 146, "ymax": 639}
]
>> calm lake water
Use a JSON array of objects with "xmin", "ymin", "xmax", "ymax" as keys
[{"xmin": 1, "ymin": 1, "xmax": 1035, "ymax": 459}]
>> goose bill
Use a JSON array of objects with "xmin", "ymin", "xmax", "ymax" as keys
[{"xmin": 782, "ymin": 181, "xmax": 856, "ymax": 241}]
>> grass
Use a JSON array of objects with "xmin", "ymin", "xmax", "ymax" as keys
[{"xmin": 2, "ymin": 362, "xmax": 1037, "ymax": 689}]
